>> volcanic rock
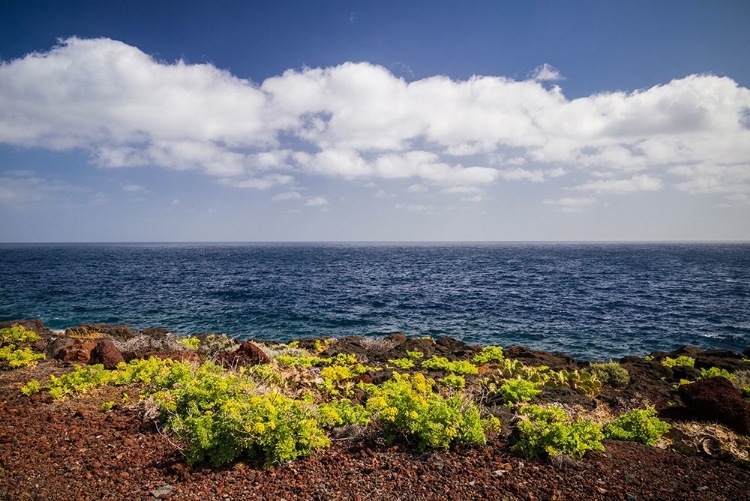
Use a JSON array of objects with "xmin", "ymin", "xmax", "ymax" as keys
[
  {"xmin": 90, "ymin": 339, "xmax": 125, "ymax": 369},
  {"xmin": 56, "ymin": 341, "xmax": 97, "ymax": 364},
  {"xmin": 678, "ymin": 377, "xmax": 750, "ymax": 435},
  {"xmin": 505, "ymin": 346, "xmax": 578, "ymax": 371},
  {"xmin": 216, "ymin": 341, "xmax": 270, "ymax": 368},
  {"xmin": 694, "ymin": 350, "xmax": 747, "ymax": 373},
  {"xmin": 66, "ymin": 324, "xmax": 137, "ymax": 342}
]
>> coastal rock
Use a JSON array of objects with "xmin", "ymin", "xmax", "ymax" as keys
[
  {"xmin": 66, "ymin": 324, "xmax": 137, "ymax": 342},
  {"xmin": 678, "ymin": 377, "xmax": 750, "ymax": 435},
  {"xmin": 56, "ymin": 341, "xmax": 97, "ymax": 364},
  {"xmin": 216, "ymin": 341, "xmax": 270, "ymax": 368},
  {"xmin": 505, "ymin": 346, "xmax": 578, "ymax": 371},
  {"xmin": 617, "ymin": 357, "xmax": 675, "ymax": 410},
  {"xmin": 743, "ymin": 347, "xmax": 750, "ymax": 359},
  {"xmin": 694, "ymin": 350, "xmax": 747, "ymax": 373},
  {"xmin": 671, "ymin": 366, "xmax": 700, "ymax": 381},
  {"xmin": 648, "ymin": 345, "xmax": 705, "ymax": 362},
  {"xmin": 384, "ymin": 332, "xmax": 407, "ymax": 345},
  {"xmin": 44, "ymin": 336, "xmax": 75, "ymax": 359},
  {"xmin": 0, "ymin": 319, "xmax": 54, "ymax": 339},
  {"xmin": 90, "ymin": 339, "xmax": 124, "ymax": 369}
]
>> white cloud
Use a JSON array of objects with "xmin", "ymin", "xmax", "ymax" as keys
[
  {"xmin": 574, "ymin": 175, "xmax": 663, "ymax": 194},
  {"xmin": 1, "ymin": 37, "xmax": 749, "ymax": 198},
  {"xmin": 305, "ymin": 196, "xmax": 329, "ymax": 206},
  {"xmin": 407, "ymin": 184, "xmax": 428, "ymax": 192},
  {"xmin": 374, "ymin": 189, "xmax": 387, "ymax": 198},
  {"xmin": 171, "ymin": 198, "xmax": 180, "ymax": 205},
  {"xmin": 531, "ymin": 63, "xmax": 564, "ymax": 82},
  {"xmin": 272, "ymin": 191, "xmax": 302, "ymax": 201},
  {"xmin": 543, "ymin": 196, "xmax": 596, "ymax": 213},
  {"xmin": 121, "ymin": 183, "xmax": 144, "ymax": 192}
]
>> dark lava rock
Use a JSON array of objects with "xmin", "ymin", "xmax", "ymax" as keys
[
  {"xmin": 90, "ymin": 339, "xmax": 125, "ymax": 369},
  {"xmin": 216, "ymin": 341, "xmax": 270, "ymax": 368},
  {"xmin": 65, "ymin": 324, "xmax": 137, "ymax": 342},
  {"xmin": 648, "ymin": 345, "xmax": 705, "ymax": 362},
  {"xmin": 384, "ymin": 332, "xmax": 407, "ymax": 345},
  {"xmin": 0, "ymin": 319, "xmax": 54, "ymax": 339},
  {"xmin": 671, "ymin": 366, "xmax": 701, "ymax": 381},
  {"xmin": 616, "ymin": 357, "xmax": 675, "ymax": 410},
  {"xmin": 743, "ymin": 347, "xmax": 750, "ymax": 359},
  {"xmin": 140, "ymin": 327, "xmax": 171, "ymax": 340},
  {"xmin": 694, "ymin": 350, "xmax": 747, "ymax": 373},
  {"xmin": 678, "ymin": 377, "xmax": 750, "ymax": 435},
  {"xmin": 44, "ymin": 336, "xmax": 75, "ymax": 359},
  {"xmin": 536, "ymin": 386, "xmax": 597, "ymax": 410},
  {"xmin": 55, "ymin": 341, "xmax": 97, "ymax": 363},
  {"xmin": 434, "ymin": 337, "xmax": 479, "ymax": 359},
  {"xmin": 505, "ymin": 346, "xmax": 578, "ymax": 371}
]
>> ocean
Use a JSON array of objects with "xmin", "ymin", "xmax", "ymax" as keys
[{"xmin": 0, "ymin": 242, "xmax": 748, "ymax": 360}]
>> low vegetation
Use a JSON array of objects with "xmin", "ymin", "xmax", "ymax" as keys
[
  {"xmin": 662, "ymin": 356, "xmax": 695, "ymax": 368},
  {"xmin": 588, "ymin": 361, "xmax": 630, "ymax": 387},
  {"xmin": 603, "ymin": 406, "xmax": 670, "ymax": 446},
  {"xmin": 513, "ymin": 404, "xmax": 604, "ymax": 459},
  {"xmin": 0, "ymin": 325, "xmax": 45, "ymax": 370}
]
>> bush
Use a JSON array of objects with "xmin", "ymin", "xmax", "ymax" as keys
[
  {"xmin": 699, "ymin": 367, "xmax": 736, "ymax": 383},
  {"xmin": 513, "ymin": 405, "xmax": 604, "ymax": 459},
  {"xmin": 0, "ymin": 346, "xmax": 45, "ymax": 369},
  {"xmin": 0, "ymin": 325, "xmax": 45, "ymax": 370},
  {"xmin": 603, "ymin": 406, "xmax": 670, "ymax": 446},
  {"xmin": 147, "ymin": 362, "xmax": 329, "ymax": 467},
  {"xmin": 588, "ymin": 361, "xmax": 630, "ymax": 387},
  {"xmin": 20, "ymin": 379, "xmax": 41, "ymax": 396},
  {"xmin": 387, "ymin": 358, "xmax": 415, "ymax": 370},
  {"xmin": 473, "ymin": 346, "xmax": 504, "ymax": 364},
  {"xmin": 181, "ymin": 337, "xmax": 200, "ymax": 350},
  {"xmin": 406, "ymin": 351, "xmax": 424, "ymax": 360},
  {"xmin": 47, "ymin": 364, "xmax": 115, "ymax": 399},
  {"xmin": 317, "ymin": 399, "xmax": 371, "ymax": 428},
  {"xmin": 0, "ymin": 325, "xmax": 41, "ymax": 346},
  {"xmin": 662, "ymin": 356, "xmax": 695, "ymax": 368},
  {"xmin": 421, "ymin": 356, "xmax": 479, "ymax": 375},
  {"xmin": 366, "ymin": 372, "xmax": 498, "ymax": 450},
  {"xmin": 439, "ymin": 374, "xmax": 466, "ymax": 389},
  {"xmin": 497, "ymin": 378, "xmax": 542, "ymax": 404}
]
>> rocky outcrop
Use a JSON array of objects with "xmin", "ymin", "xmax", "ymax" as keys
[
  {"xmin": 65, "ymin": 324, "xmax": 137, "ymax": 341},
  {"xmin": 678, "ymin": 377, "xmax": 750, "ymax": 435},
  {"xmin": 55, "ymin": 341, "xmax": 97, "ymax": 364},
  {"xmin": 216, "ymin": 341, "xmax": 270, "ymax": 368},
  {"xmin": 694, "ymin": 350, "xmax": 747, "ymax": 373}
]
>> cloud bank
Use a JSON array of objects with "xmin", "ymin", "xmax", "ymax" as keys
[{"xmin": 1, "ymin": 37, "xmax": 749, "ymax": 199}]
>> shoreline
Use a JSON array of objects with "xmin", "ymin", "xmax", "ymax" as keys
[{"xmin": 0, "ymin": 319, "xmax": 748, "ymax": 500}]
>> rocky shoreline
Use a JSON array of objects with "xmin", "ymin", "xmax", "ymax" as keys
[{"xmin": 0, "ymin": 319, "xmax": 749, "ymax": 500}]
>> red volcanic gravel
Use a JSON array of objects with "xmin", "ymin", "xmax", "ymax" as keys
[{"xmin": 1, "ymin": 364, "xmax": 749, "ymax": 501}]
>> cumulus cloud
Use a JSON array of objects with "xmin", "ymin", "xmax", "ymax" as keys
[
  {"xmin": 531, "ymin": 63, "xmax": 564, "ymax": 82},
  {"xmin": 574, "ymin": 175, "xmax": 664, "ymax": 194},
  {"xmin": 121, "ymin": 183, "xmax": 144, "ymax": 192},
  {"xmin": 272, "ymin": 191, "xmax": 302, "ymax": 201},
  {"xmin": 1, "ymin": 37, "xmax": 749, "ymax": 198},
  {"xmin": 305, "ymin": 196, "xmax": 329, "ymax": 206}
]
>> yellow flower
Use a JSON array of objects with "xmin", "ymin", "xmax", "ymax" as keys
[{"xmin": 252, "ymin": 422, "xmax": 266, "ymax": 434}]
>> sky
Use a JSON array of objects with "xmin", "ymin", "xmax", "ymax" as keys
[{"xmin": 0, "ymin": 0, "xmax": 749, "ymax": 242}]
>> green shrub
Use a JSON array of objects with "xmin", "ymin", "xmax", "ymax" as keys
[
  {"xmin": 421, "ymin": 356, "xmax": 479, "ymax": 375},
  {"xmin": 366, "ymin": 372, "xmax": 498, "ymax": 450},
  {"xmin": 497, "ymin": 378, "xmax": 542, "ymax": 405},
  {"xmin": 314, "ymin": 339, "xmax": 331, "ymax": 353},
  {"xmin": 662, "ymin": 356, "xmax": 695, "ymax": 368},
  {"xmin": 406, "ymin": 350, "xmax": 424, "ymax": 360},
  {"xmin": 0, "ymin": 325, "xmax": 41, "ymax": 346},
  {"xmin": 513, "ymin": 405, "xmax": 604, "ymax": 459},
  {"xmin": 588, "ymin": 361, "xmax": 630, "ymax": 387},
  {"xmin": 47, "ymin": 364, "xmax": 115, "ymax": 399},
  {"xmin": 473, "ymin": 346, "xmax": 504, "ymax": 364},
  {"xmin": 181, "ymin": 337, "xmax": 200, "ymax": 350},
  {"xmin": 603, "ymin": 406, "xmax": 670, "ymax": 446},
  {"xmin": 317, "ymin": 399, "xmax": 371, "ymax": 428},
  {"xmin": 699, "ymin": 367, "xmax": 736, "ymax": 383},
  {"xmin": 275, "ymin": 354, "xmax": 327, "ymax": 368},
  {"xmin": 546, "ymin": 369, "xmax": 602, "ymax": 396},
  {"xmin": 147, "ymin": 362, "xmax": 328, "ymax": 467},
  {"xmin": 20, "ymin": 379, "xmax": 41, "ymax": 396},
  {"xmin": 439, "ymin": 374, "xmax": 466, "ymax": 389},
  {"xmin": 0, "ymin": 346, "xmax": 45, "ymax": 369},
  {"xmin": 388, "ymin": 358, "xmax": 415, "ymax": 369},
  {"xmin": 101, "ymin": 401, "xmax": 115, "ymax": 412}
]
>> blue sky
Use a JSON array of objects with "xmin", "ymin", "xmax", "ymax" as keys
[{"xmin": 1, "ymin": 0, "xmax": 749, "ymax": 241}]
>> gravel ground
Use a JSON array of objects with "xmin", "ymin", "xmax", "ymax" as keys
[{"xmin": 1, "ymin": 362, "xmax": 748, "ymax": 501}]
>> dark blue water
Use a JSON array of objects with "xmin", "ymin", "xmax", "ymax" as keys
[{"xmin": 0, "ymin": 243, "xmax": 748, "ymax": 360}]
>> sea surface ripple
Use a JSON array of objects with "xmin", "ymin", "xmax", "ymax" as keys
[{"xmin": 1, "ymin": 243, "xmax": 748, "ymax": 360}]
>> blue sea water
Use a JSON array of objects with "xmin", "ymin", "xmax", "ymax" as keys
[{"xmin": 0, "ymin": 242, "xmax": 748, "ymax": 360}]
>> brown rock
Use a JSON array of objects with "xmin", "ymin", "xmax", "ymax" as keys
[
  {"xmin": 90, "ymin": 339, "xmax": 125, "ymax": 369},
  {"xmin": 678, "ymin": 377, "xmax": 750, "ymax": 435},
  {"xmin": 216, "ymin": 341, "xmax": 270, "ymax": 368},
  {"xmin": 56, "ymin": 341, "xmax": 97, "ymax": 363},
  {"xmin": 694, "ymin": 350, "xmax": 747, "ymax": 373},
  {"xmin": 65, "ymin": 324, "xmax": 136, "ymax": 341},
  {"xmin": 505, "ymin": 346, "xmax": 578, "ymax": 371},
  {"xmin": 385, "ymin": 332, "xmax": 407, "ymax": 345}
]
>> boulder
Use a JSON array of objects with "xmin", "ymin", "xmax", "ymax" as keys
[
  {"xmin": 90, "ymin": 339, "xmax": 125, "ymax": 369},
  {"xmin": 505, "ymin": 346, "xmax": 578, "ymax": 371},
  {"xmin": 216, "ymin": 341, "xmax": 270, "ymax": 368},
  {"xmin": 384, "ymin": 332, "xmax": 407, "ymax": 345},
  {"xmin": 55, "ymin": 341, "xmax": 97, "ymax": 364},
  {"xmin": 678, "ymin": 377, "xmax": 750, "ymax": 435},
  {"xmin": 44, "ymin": 336, "xmax": 75, "ymax": 359}
]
